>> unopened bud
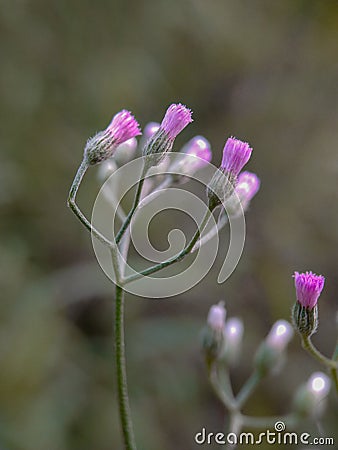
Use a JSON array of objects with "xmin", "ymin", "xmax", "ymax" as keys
[
  {"xmin": 206, "ymin": 137, "xmax": 252, "ymax": 210},
  {"xmin": 225, "ymin": 171, "xmax": 260, "ymax": 217},
  {"xmin": 293, "ymin": 372, "xmax": 331, "ymax": 418},
  {"xmin": 84, "ymin": 110, "xmax": 141, "ymax": 165},
  {"xmin": 171, "ymin": 136, "xmax": 212, "ymax": 183},
  {"xmin": 201, "ymin": 302, "xmax": 226, "ymax": 368},
  {"xmin": 292, "ymin": 271, "xmax": 324, "ymax": 337},
  {"xmin": 143, "ymin": 103, "xmax": 193, "ymax": 168},
  {"xmin": 254, "ymin": 320, "xmax": 293, "ymax": 376},
  {"xmin": 223, "ymin": 317, "xmax": 244, "ymax": 365},
  {"xmin": 114, "ymin": 137, "xmax": 138, "ymax": 165}
]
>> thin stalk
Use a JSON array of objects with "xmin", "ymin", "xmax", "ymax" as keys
[
  {"xmin": 115, "ymin": 165, "xmax": 147, "ymax": 244},
  {"xmin": 330, "ymin": 341, "xmax": 338, "ymax": 393},
  {"xmin": 301, "ymin": 335, "xmax": 338, "ymax": 370},
  {"xmin": 225, "ymin": 412, "xmax": 243, "ymax": 450},
  {"xmin": 236, "ymin": 371, "xmax": 262, "ymax": 408},
  {"xmin": 123, "ymin": 208, "xmax": 212, "ymax": 285},
  {"xmin": 191, "ymin": 209, "xmax": 228, "ymax": 253},
  {"xmin": 115, "ymin": 285, "xmax": 137, "ymax": 450},
  {"xmin": 208, "ymin": 364, "xmax": 237, "ymax": 411},
  {"xmin": 68, "ymin": 159, "xmax": 121, "ymax": 280}
]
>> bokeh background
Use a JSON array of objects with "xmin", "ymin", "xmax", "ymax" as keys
[{"xmin": 1, "ymin": 0, "xmax": 337, "ymax": 449}]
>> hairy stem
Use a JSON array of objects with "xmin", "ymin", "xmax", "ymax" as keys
[
  {"xmin": 236, "ymin": 371, "xmax": 262, "ymax": 408},
  {"xmin": 115, "ymin": 285, "xmax": 137, "ymax": 450},
  {"xmin": 301, "ymin": 335, "xmax": 338, "ymax": 370},
  {"xmin": 115, "ymin": 165, "xmax": 147, "ymax": 244},
  {"xmin": 68, "ymin": 159, "xmax": 121, "ymax": 280}
]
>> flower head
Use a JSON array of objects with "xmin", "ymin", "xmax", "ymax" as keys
[
  {"xmin": 266, "ymin": 320, "xmax": 294, "ymax": 351},
  {"xmin": 106, "ymin": 110, "xmax": 141, "ymax": 145},
  {"xmin": 172, "ymin": 136, "xmax": 212, "ymax": 178},
  {"xmin": 160, "ymin": 103, "xmax": 193, "ymax": 140},
  {"xmin": 235, "ymin": 171, "xmax": 260, "ymax": 205},
  {"xmin": 294, "ymin": 271, "xmax": 325, "ymax": 310},
  {"xmin": 221, "ymin": 137, "xmax": 252, "ymax": 176},
  {"xmin": 84, "ymin": 110, "xmax": 141, "ymax": 165},
  {"xmin": 207, "ymin": 302, "xmax": 226, "ymax": 332},
  {"xmin": 185, "ymin": 136, "xmax": 212, "ymax": 163},
  {"xmin": 143, "ymin": 122, "xmax": 160, "ymax": 140},
  {"xmin": 142, "ymin": 103, "xmax": 193, "ymax": 168}
]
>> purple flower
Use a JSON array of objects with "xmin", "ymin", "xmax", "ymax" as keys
[
  {"xmin": 207, "ymin": 303, "xmax": 226, "ymax": 332},
  {"xmin": 294, "ymin": 271, "xmax": 325, "ymax": 310},
  {"xmin": 186, "ymin": 136, "xmax": 212, "ymax": 163},
  {"xmin": 160, "ymin": 103, "xmax": 193, "ymax": 140},
  {"xmin": 235, "ymin": 171, "xmax": 260, "ymax": 206},
  {"xmin": 106, "ymin": 110, "xmax": 141, "ymax": 145},
  {"xmin": 143, "ymin": 122, "xmax": 160, "ymax": 140},
  {"xmin": 221, "ymin": 137, "xmax": 252, "ymax": 176},
  {"xmin": 84, "ymin": 110, "xmax": 141, "ymax": 165}
]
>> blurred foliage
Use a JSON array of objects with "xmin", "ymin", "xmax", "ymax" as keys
[{"xmin": 1, "ymin": 0, "xmax": 338, "ymax": 449}]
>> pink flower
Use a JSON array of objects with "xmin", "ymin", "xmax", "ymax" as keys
[
  {"xmin": 221, "ymin": 137, "xmax": 252, "ymax": 176},
  {"xmin": 106, "ymin": 110, "xmax": 141, "ymax": 145},
  {"xmin": 85, "ymin": 110, "xmax": 141, "ymax": 165},
  {"xmin": 235, "ymin": 171, "xmax": 260, "ymax": 207},
  {"xmin": 293, "ymin": 271, "xmax": 325, "ymax": 310},
  {"xmin": 160, "ymin": 103, "xmax": 193, "ymax": 140},
  {"xmin": 143, "ymin": 122, "xmax": 160, "ymax": 140},
  {"xmin": 207, "ymin": 303, "xmax": 226, "ymax": 332},
  {"xmin": 186, "ymin": 136, "xmax": 212, "ymax": 163}
]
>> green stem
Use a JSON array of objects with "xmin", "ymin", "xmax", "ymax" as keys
[
  {"xmin": 225, "ymin": 412, "xmax": 243, "ymax": 450},
  {"xmin": 115, "ymin": 165, "xmax": 147, "ymax": 244},
  {"xmin": 236, "ymin": 371, "xmax": 262, "ymax": 408},
  {"xmin": 208, "ymin": 364, "xmax": 237, "ymax": 411},
  {"xmin": 68, "ymin": 159, "xmax": 121, "ymax": 280},
  {"xmin": 123, "ymin": 208, "xmax": 212, "ymax": 284},
  {"xmin": 301, "ymin": 335, "xmax": 338, "ymax": 370},
  {"xmin": 191, "ymin": 208, "xmax": 227, "ymax": 253},
  {"xmin": 330, "ymin": 341, "xmax": 338, "ymax": 393},
  {"xmin": 115, "ymin": 285, "xmax": 137, "ymax": 450}
]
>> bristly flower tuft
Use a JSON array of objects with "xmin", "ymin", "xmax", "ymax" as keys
[
  {"xmin": 84, "ymin": 110, "xmax": 141, "ymax": 165},
  {"xmin": 293, "ymin": 271, "xmax": 325, "ymax": 310},
  {"xmin": 221, "ymin": 137, "xmax": 252, "ymax": 176},
  {"xmin": 161, "ymin": 103, "xmax": 193, "ymax": 140}
]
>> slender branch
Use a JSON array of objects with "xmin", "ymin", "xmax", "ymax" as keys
[
  {"xmin": 225, "ymin": 412, "xmax": 243, "ymax": 450},
  {"xmin": 123, "ymin": 208, "xmax": 212, "ymax": 285},
  {"xmin": 330, "ymin": 341, "xmax": 338, "ymax": 392},
  {"xmin": 236, "ymin": 371, "xmax": 262, "ymax": 408},
  {"xmin": 208, "ymin": 364, "xmax": 237, "ymax": 411},
  {"xmin": 115, "ymin": 165, "xmax": 147, "ymax": 244},
  {"xmin": 191, "ymin": 209, "xmax": 227, "ymax": 253},
  {"xmin": 115, "ymin": 285, "xmax": 137, "ymax": 450},
  {"xmin": 68, "ymin": 159, "xmax": 121, "ymax": 281},
  {"xmin": 301, "ymin": 335, "xmax": 338, "ymax": 370}
]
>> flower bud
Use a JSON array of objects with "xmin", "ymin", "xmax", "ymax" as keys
[
  {"xmin": 84, "ymin": 110, "xmax": 141, "ymax": 165},
  {"xmin": 201, "ymin": 302, "xmax": 226, "ymax": 368},
  {"xmin": 254, "ymin": 320, "xmax": 293, "ymax": 376},
  {"xmin": 113, "ymin": 137, "xmax": 138, "ymax": 165},
  {"xmin": 170, "ymin": 136, "xmax": 212, "ymax": 183},
  {"xmin": 223, "ymin": 317, "xmax": 244, "ymax": 365},
  {"xmin": 292, "ymin": 271, "xmax": 324, "ymax": 337},
  {"xmin": 142, "ymin": 103, "xmax": 193, "ymax": 168},
  {"xmin": 207, "ymin": 137, "xmax": 252, "ymax": 210},
  {"xmin": 293, "ymin": 372, "xmax": 331, "ymax": 418},
  {"xmin": 225, "ymin": 171, "xmax": 260, "ymax": 217}
]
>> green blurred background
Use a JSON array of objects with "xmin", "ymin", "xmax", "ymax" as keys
[{"xmin": 1, "ymin": 0, "xmax": 337, "ymax": 449}]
